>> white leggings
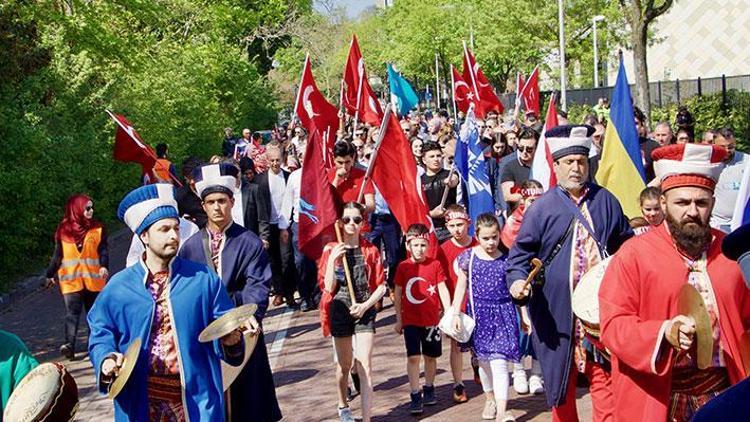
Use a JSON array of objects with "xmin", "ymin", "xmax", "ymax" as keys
[{"xmin": 478, "ymin": 358, "xmax": 509, "ymax": 401}]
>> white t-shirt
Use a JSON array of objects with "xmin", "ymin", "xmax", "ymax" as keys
[
  {"xmin": 268, "ymin": 170, "xmax": 287, "ymax": 224},
  {"xmin": 712, "ymin": 152, "xmax": 750, "ymax": 228},
  {"xmin": 278, "ymin": 169, "xmax": 301, "ymax": 230}
]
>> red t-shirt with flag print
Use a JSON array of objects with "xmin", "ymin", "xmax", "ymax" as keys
[
  {"xmin": 437, "ymin": 237, "xmax": 477, "ymax": 311},
  {"xmin": 394, "ymin": 257, "xmax": 447, "ymax": 327}
]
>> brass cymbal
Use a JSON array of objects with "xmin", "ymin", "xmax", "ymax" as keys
[
  {"xmin": 108, "ymin": 337, "xmax": 142, "ymax": 399},
  {"xmin": 222, "ymin": 331, "xmax": 260, "ymax": 391},
  {"xmin": 199, "ymin": 304, "xmax": 258, "ymax": 343},
  {"xmin": 676, "ymin": 284, "xmax": 713, "ymax": 370}
]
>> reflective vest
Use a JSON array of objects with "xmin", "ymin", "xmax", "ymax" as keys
[
  {"xmin": 153, "ymin": 158, "xmax": 173, "ymax": 183},
  {"xmin": 57, "ymin": 227, "xmax": 106, "ymax": 294}
]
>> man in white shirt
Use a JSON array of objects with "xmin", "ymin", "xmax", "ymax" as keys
[
  {"xmin": 711, "ymin": 127, "xmax": 750, "ymax": 231},
  {"xmin": 255, "ymin": 144, "xmax": 296, "ymax": 308},
  {"xmin": 279, "ymin": 163, "xmax": 319, "ymax": 312}
]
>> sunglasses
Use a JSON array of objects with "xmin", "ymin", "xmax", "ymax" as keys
[
  {"xmin": 518, "ymin": 146, "xmax": 535, "ymax": 153},
  {"xmin": 341, "ymin": 216, "xmax": 363, "ymax": 225},
  {"xmin": 85, "ymin": 206, "xmax": 94, "ymax": 211}
]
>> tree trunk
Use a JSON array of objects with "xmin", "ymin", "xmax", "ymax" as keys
[{"xmin": 631, "ymin": 23, "xmax": 651, "ymax": 124}]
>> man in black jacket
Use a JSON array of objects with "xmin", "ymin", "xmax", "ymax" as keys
[
  {"xmin": 255, "ymin": 144, "xmax": 297, "ymax": 309},
  {"xmin": 175, "ymin": 156, "xmax": 208, "ymax": 228},
  {"xmin": 240, "ymin": 156, "xmax": 261, "ymax": 236}
]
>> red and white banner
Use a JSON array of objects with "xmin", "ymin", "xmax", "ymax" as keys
[{"xmin": 451, "ymin": 65, "xmax": 475, "ymax": 114}]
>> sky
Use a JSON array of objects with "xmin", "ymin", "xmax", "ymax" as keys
[{"xmin": 314, "ymin": 0, "xmax": 376, "ymax": 19}]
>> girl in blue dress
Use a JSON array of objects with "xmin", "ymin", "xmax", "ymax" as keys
[{"xmin": 451, "ymin": 213, "xmax": 521, "ymax": 422}]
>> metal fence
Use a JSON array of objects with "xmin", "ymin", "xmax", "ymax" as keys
[{"xmin": 498, "ymin": 74, "xmax": 750, "ymax": 110}]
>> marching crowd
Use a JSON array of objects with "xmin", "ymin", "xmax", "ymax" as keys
[{"xmin": 2, "ymin": 98, "xmax": 750, "ymax": 422}]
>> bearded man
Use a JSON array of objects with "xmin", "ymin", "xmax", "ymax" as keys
[
  {"xmin": 599, "ymin": 143, "xmax": 750, "ymax": 421},
  {"xmin": 507, "ymin": 125, "xmax": 633, "ymax": 422}
]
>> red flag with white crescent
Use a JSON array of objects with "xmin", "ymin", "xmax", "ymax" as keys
[
  {"xmin": 452, "ymin": 66, "xmax": 475, "ymax": 113},
  {"xmin": 109, "ymin": 111, "xmax": 157, "ymax": 171},
  {"xmin": 461, "ymin": 46, "xmax": 504, "ymax": 118},
  {"xmin": 342, "ymin": 35, "xmax": 383, "ymax": 126},
  {"xmin": 294, "ymin": 54, "xmax": 339, "ymax": 167},
  {"xmin": 520, "ymin": 66, "xmax": 541, "ymax": 116}
]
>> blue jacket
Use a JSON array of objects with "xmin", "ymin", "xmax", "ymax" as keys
[
  {"xmin": 88, "ymin": 257, "xmax": 238, "ymax": 421},
  {"xmin": 506, "ymin": 184, "xmax": 632, "ymax": 407}
]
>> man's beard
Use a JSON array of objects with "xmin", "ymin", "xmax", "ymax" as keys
[
  {"xmin": 666, "ymin": 212, "xmax": 712, "ymax": 258},
  {"xmin": 149, "ymin": 244, "xmax": 178, "ymax": 261},
  {"xmin": 559, "ymin": 178, "xmax": 585, "ymax": 192}
]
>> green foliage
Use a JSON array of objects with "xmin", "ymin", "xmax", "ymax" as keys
[{"xmin": 0, "ymin": 0, "xmax": 285, "ymax": 291}]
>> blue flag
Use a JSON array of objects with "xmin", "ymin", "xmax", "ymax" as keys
[
  {"xmin": 387, "ymin": 64, "xmax": 418, "ymax": 116},
  {"xmin": 457, "ymin": 108, "xmax": 494, "ymax": 234}
]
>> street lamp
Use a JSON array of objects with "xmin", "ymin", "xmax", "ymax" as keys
[
  {"xmin": 592, "ymin": 15, "xmax": 605, "ymax": 88},
  {"xmin": 558, "ymin": 0, "xmax": 567, "ymax": 110}
]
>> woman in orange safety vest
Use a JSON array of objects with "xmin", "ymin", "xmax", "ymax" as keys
[{"xmin": 45, "ymin": 194, "xmax": 108, "ymax": 360}]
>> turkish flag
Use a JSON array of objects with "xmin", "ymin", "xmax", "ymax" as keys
[
  {"xmin": 109, "ymin": 111, "xmax": 157, "ymax": 171},
  {"xmin": 529, "ymin": 93, "xmax": 559, "ymax": 191},
  {"xmin": 342, "ymin": 35, "xmax": 383, "ymax": 126},
  {"xmin": 520, "ymin": 66, "xmax": 540, "ymax": 116},
  {"xmin": 294, "ymin": 54, "xmax": 339, "ymax": 167},
  {"xmin": 452, "ymin": 65, "xmax": 475, "ymax": 113},
  {"xmin": 461, "ymin": 47, "xmax": 504, "ymax": 118},
  {"xmin": 370, "ymin": 112, "xmax": 437, "ymax": 257},
  {"xmin": 298, "ymin": 123, "xmax": 340, "ymax": 261}
]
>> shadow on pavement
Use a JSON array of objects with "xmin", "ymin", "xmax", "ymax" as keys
[{"xmin": 273, "ymin": 368, "xmax": 319, "ymax": 388}]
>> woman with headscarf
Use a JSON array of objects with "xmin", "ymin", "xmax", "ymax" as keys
[{"xmin": 46, "ymin": 194, "xmax": 109, "ymax": 360}]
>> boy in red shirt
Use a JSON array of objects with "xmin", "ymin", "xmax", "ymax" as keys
[
  {"xmin": 437, "ymin": 204, "xmax": 477, "ymax": 403},
  {"xmin": 394, "ymin": 223, "xmax": 452, "ymax": 415}
]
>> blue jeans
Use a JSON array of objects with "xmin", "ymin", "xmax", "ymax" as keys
[
  {"xmin": 290, "ymin": 222, "xmax": 318, "ymax": 301},
  {"xmin": 365, "ymin": 213, "xmax": 403, "ymax": 288}
]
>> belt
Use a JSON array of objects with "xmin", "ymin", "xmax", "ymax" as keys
[{"xmin": 671, "ymin": 366, "xmax": 729, "ymax": 395}]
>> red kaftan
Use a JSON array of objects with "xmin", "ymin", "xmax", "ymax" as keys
[{"xmin": 599, "ymin": 223, "xmax": 750, "ymax": 421}]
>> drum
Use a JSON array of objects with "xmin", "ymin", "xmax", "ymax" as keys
[
  {"xmin": 572, "ymin": 257, "xmax": 613, "ymax": 340},
  {"xmin": 3, "ymin": 362, "xmax": 79, "ymax": 422}
]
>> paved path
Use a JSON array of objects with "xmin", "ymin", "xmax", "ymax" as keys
[{"xmin": 1, "ymin": 230, "xmax": 592, "ymax": 421}]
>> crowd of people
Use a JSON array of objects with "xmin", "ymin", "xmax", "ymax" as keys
[{"xmin": 2, "ymin": 97, "xmax": 748, "ymax": 422}]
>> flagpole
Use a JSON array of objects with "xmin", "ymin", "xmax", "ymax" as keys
[
  {"xmin": 353, "ymin": 61, "xmax": 365, "ymax": 135},
  {"xmin": 356, "ymin": 105, "xmax": 393, "ymax": 203},
  {"xmin": 292, "ymin": 54, "xmax": 309, "ymax": 128},
  {"xmin": 450, "ymin": 65, "xmax": 458, "ymax": 123},
  {"xmin": 463, "ymin": 41, "xmax": 481, "ymax": 105},
  {"xmin": 435, "ymin": 52, "xmax": 440, "ymax": 110}
]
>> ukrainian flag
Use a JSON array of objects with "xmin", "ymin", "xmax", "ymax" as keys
[{"xmin": 596, "ymin": 59, "xmax": 646, "ymax": 218}]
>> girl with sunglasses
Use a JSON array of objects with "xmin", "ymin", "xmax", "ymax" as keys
[
  {"xmin": 45, "ymin": 194, "xmax": 109, "ymax": 360},
  {"xmin": 318, "ymin": 202, "xmax": 387, "ymax": 422}
]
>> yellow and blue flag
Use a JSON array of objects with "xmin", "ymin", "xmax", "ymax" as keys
[{"xmin": 597, "ymin": 59, "xmax": 647, "ymax": 218}]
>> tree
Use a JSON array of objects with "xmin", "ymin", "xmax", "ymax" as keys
[{"xmin": 618, "ymin": 0, "xmax": 674, "ymax": 121}]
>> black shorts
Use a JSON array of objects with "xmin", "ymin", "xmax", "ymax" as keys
[
  {"xmin": 330, "ymin": 298, "xmax": 376, "ymax": 338},
  {"xmin": 403, "ymin": 325, "xmax": 442, "ymax": 358}
]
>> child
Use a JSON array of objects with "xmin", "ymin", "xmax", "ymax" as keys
[
  {"xmin": 450, "ymin": 213, "xmax": 521, "ymax": 422},
  {"xmin": 639, "ymin": 186, "xmax": 664, "ymax": 228},
  {"xmin": 500, "ymin": 180, "xmax": 545, "ymax": 396},
  {"xmin": 394, "ymin": 224, "xmax": 452, "ymax": 415},
  {"xmin": 437, "ymin": 204, "xmax": 477, "ymax": 403},
  {"xmin": 318, "ymin": 202, "xmax": 387, "ymax": 422}
]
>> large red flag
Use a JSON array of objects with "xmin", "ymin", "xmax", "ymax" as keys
[
  {"xmin": 452, "ymin": 65, "xmax": 475, "ymax": 113},
  {"xmin": 342, "ymin": 35, "xmax": 383, "ymax": 126},
  {"xmin": 370, "ymin": 112, "xmax": 437, "ymax": 256},
  {"xmin": 520, "ymin": 66, "xmax": 540, "ymax": 116},
  {"xmin": 294, "ymin": 54, "xmax": 339, "ymax": 167},
  {"xmin": 461, "ymin": 46, "xmax": 504, "ymax": 118},
  {"xmin": 529, "ymin": 93, "xmax": 559, "ymax": 191},
  {"xmin": 298, "ymin": 124, "xmax": 339, "ymax": 261},
  {"xmin": 109, "ymin": 111, "xmax": 156, "ymax": 169}
]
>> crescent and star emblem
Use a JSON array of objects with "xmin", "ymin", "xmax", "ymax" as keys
[
  {"xmin": 405, "ymin": 277, "xmax": 436, "ymax": 305},
  {"xmin": 302, "ymin": 86, "xmax": 319, "ymax": 119},
  {"xmin": 454, "ymin": 80, "xmax": 469, "ymax": 101}
]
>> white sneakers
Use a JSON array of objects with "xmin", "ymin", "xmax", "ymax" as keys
[
  {"xmin": 512, "ymin": 369, "xmax": 529, "ymax": 394},
  {"xmin": 529, "ymin": 374, "xmax": 545, "ymax": 395},
  {"xmin": 481, "ymin": 399, "xmax": 497, "ymax": 420}
]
